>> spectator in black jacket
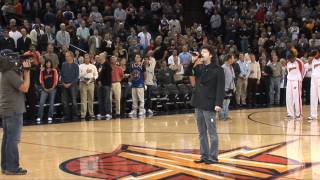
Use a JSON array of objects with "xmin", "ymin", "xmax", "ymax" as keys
[
  {"xmin": 17, "ymin": 28, "xmax": 31, "ymax": 54},
  {"xmin": 96, "ymin": 54, "xmax": 112, "ymax": 120},
  {"xmin": 0, "ymin": 29, "xmax": 15, "ymax": 51},
  {"xmin": 258, "ymin": 56, "xmax": 273, "ymax": 106}
]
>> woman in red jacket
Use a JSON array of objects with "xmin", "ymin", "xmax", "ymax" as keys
[{"xmin": 37, "ymin": 59, "xmax": 59, "ymax": 122}]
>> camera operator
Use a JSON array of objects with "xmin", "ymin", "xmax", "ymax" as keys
[{"xmin": 0, "ymin": 55, "xmax": 31, "ymax": 175}]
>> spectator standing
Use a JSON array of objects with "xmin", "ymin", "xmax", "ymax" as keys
[
  {"xmin": 29, "ymin": 24, "xmax": 44, "ymax": 48},
  {"xmin": 76, "ymin": 20, "xmax": 90, "ymax": 52},
  {"xmin": 138, "ymin": 26, "xmax": 152, "ymax": 52},
  {"xmin": 8, "ymin": 26, "xmax": 22, "ymax": 49},
  {"xmin": 236, "ymin": 53, "xmax": 250, "ymax": 107},
  {"xmin": 40, "ymin": 44, "xmax": 59, "ymax": 69},
  {"xmin": 24, "ymin": 45, "xmax": 41, "ymax": 121},
  {"xmin": 169, "ymin": 56, "xmax": 184, "ymax": 84},
  {"xmin": 157, "ymin": 61, "xmax": 174, "ymax": 86},
  {"xmin": 129, "ymin": 54, "xmax": 146, "ymax": 116},
  {"xmin": 179, "ymin": 45, "xmax": 192, "ymax": 70},
  {"xmin": 0, "ymin": 29, "xmax": 15, "ymax": 51},
  {"xmin": 247, "ymin": 54, "xmax": 261, "ymax": 107},
  {"xmin": 56, "ymin": 23, "xmax": 70, "ymax": 48},
  {"xmin": 79, "ymin": 54, "xmax": 98, "ymax": 119},
  {"xmin": 144, "ymin": 51, "xmax": 156, "ymax": 114},
  {"xmin": 88, "ymin": 30, "xmax": 102, "ymax": 55},
  {"xmin": 97, "ymin": 55, "xmax": 112, "ymax": 120},
  {"xmin": 168, "ymin": 49, "xmax": 180, "ymax": 65},
  {"xmin": 17, "ymin": 28, "xmax": 31, "ymax": 54},
  {"xmin": 111, "ymin": 56, "xmax": 124, "ymax": 117},
  {"xmin": 259, "ymin": 56, "xmax": 273, "ymax": 106},
  {"xmin": 269, "ymin": 52, "xmax": 282, "ymax": 106},
  {"xmin": 61, "ymin": 51, "xmax": 79, "ymax": 120},
  {"xmin": 38, "ymin": 25, "xmax": 55, "ymax": 53},
  {"xmin": 220, "ymin": 54, "xmax": 235, "ymax": 120},
  {"xmin": 37, "ymin": 59, "xmax": 58, "ymax": 122},
  {"xmin": 114, "ymin": 2, "xmax": 127, "ymax": 32}
]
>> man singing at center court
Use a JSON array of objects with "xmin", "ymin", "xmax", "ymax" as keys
[{"xmin": 192, "ymin": 46, "xmax": 225, "ymax": 164}]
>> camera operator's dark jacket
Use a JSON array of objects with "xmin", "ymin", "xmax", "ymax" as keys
[{"xmin": 191, "ymin": 62, "xmax": 225, "ymax": 111}]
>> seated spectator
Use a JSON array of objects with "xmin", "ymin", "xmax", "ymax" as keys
[{"xmin": 37, "ymin": 59, "xmax": 58, "ymax": 123}]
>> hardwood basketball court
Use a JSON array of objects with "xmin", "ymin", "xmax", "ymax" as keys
[{"xmin": 0, "ymin": 106, "xmax": 320, "ymax": 179}]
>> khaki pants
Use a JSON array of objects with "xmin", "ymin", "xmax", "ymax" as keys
[
  {"xmin": 111, "ymin": 82, "xmax": 121, "ymax": 114},
  {"xmin": 132, "ymin": 87, "xmax": 145, "ymax": 111},
  {"xmin": 236, "ymin": 78, "xmax": 248, "ymax": 105},
  {"xmin": 80, "ymin": 82, "xmax": 95, "ymax": 116}
]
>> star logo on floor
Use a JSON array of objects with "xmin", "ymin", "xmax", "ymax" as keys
[{"xmin": 60, "ymin": 141, "xmax": 316, "ymax": 179}]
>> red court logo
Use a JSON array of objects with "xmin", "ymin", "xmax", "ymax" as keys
[{"xmin": 60, "ymin": 141, "xmax": 314, "ymax": 179}]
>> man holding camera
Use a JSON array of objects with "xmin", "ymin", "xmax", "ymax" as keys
[
  {"xmin": 0, "ymin": 51, "xmax": 31, "ymax": 175},
  {"xmin": 192, "ymin": 46, "xmax": 225, "ymax": 164}
]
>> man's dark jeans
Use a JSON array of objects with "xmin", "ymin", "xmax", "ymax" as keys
[{"xmin": 1, "ymin": 112, "xmax": 23, "ymax": 171}]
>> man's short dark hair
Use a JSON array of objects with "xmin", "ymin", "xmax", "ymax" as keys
[{"xmin": 201, "ymin": 45, "xmax": 214, "ymax": 55}]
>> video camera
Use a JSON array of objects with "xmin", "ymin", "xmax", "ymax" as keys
[{"xmin": 0, "ymin": 49, "xmax": 33, "ymax": 73}]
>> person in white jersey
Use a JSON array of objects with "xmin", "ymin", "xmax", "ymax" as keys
[
  {"xmin": 286, "ymin": 51, "xmax": 305, "ymax": 120},
  {"xmin": 308, "ymin": 50, "xmax": 320, "ymax": 121}
]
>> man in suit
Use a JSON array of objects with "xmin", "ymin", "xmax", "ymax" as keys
[
  {"xmin": 192, "ymin": 46, "xmax": 225, "ymax": 164},
  {"xmin": 0, "ymin": 29, "xmax": 15, "ymax": 51},
  {"xmin": 17, "ymin": 28, "xmax": 31, "ymax": 54}
]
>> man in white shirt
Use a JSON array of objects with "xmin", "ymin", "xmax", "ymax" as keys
[
  {"xmin": 286, "ymin": 52, "xmax": 305, "ymax": 120},
  {"xmin": 138, "ymin": 26, "xmax": 151, "ymax": 52},
  {"xmin": 247, "ymin": 54, "xmax": 261, "ymax": 107},
  {"xmin": 308, "ymin": 50, "xmax": 320, "ymax": 121},
  {"xmin": 9, "ymin": 26, "xmax": 22, "ymax": 49},
  {"xmin": 79, "ymin": 54, "xmax": 98, "ymax": 119},
  {"xmin": 168, "ymin": 49, "xmax": 181, "ymax": 65},
  {"xmin": 168, "ymin": 16, "xmax": 181, "ymax": 35}
]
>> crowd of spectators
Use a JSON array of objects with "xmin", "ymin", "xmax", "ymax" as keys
[{"xmin": 0, "ymin": 0, "xmax": 320, "ymax": 121}]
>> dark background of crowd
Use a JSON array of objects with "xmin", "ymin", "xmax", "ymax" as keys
[{"xmin": 0, "ymin": 0, "xmax": 320, "ymax": 122}]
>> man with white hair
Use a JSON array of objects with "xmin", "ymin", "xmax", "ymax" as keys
[{"xmin": 56, "ymin": 23, "xmax": 70, "ymax": 48}]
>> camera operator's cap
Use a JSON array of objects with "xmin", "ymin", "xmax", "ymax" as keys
[
  {"xmin": 0, "ymin": 49, "xmax": 19, "ymax": 63},
  {"xmin": 0, "ymin": 49, "xmax": 20, "ymax": 72}
]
